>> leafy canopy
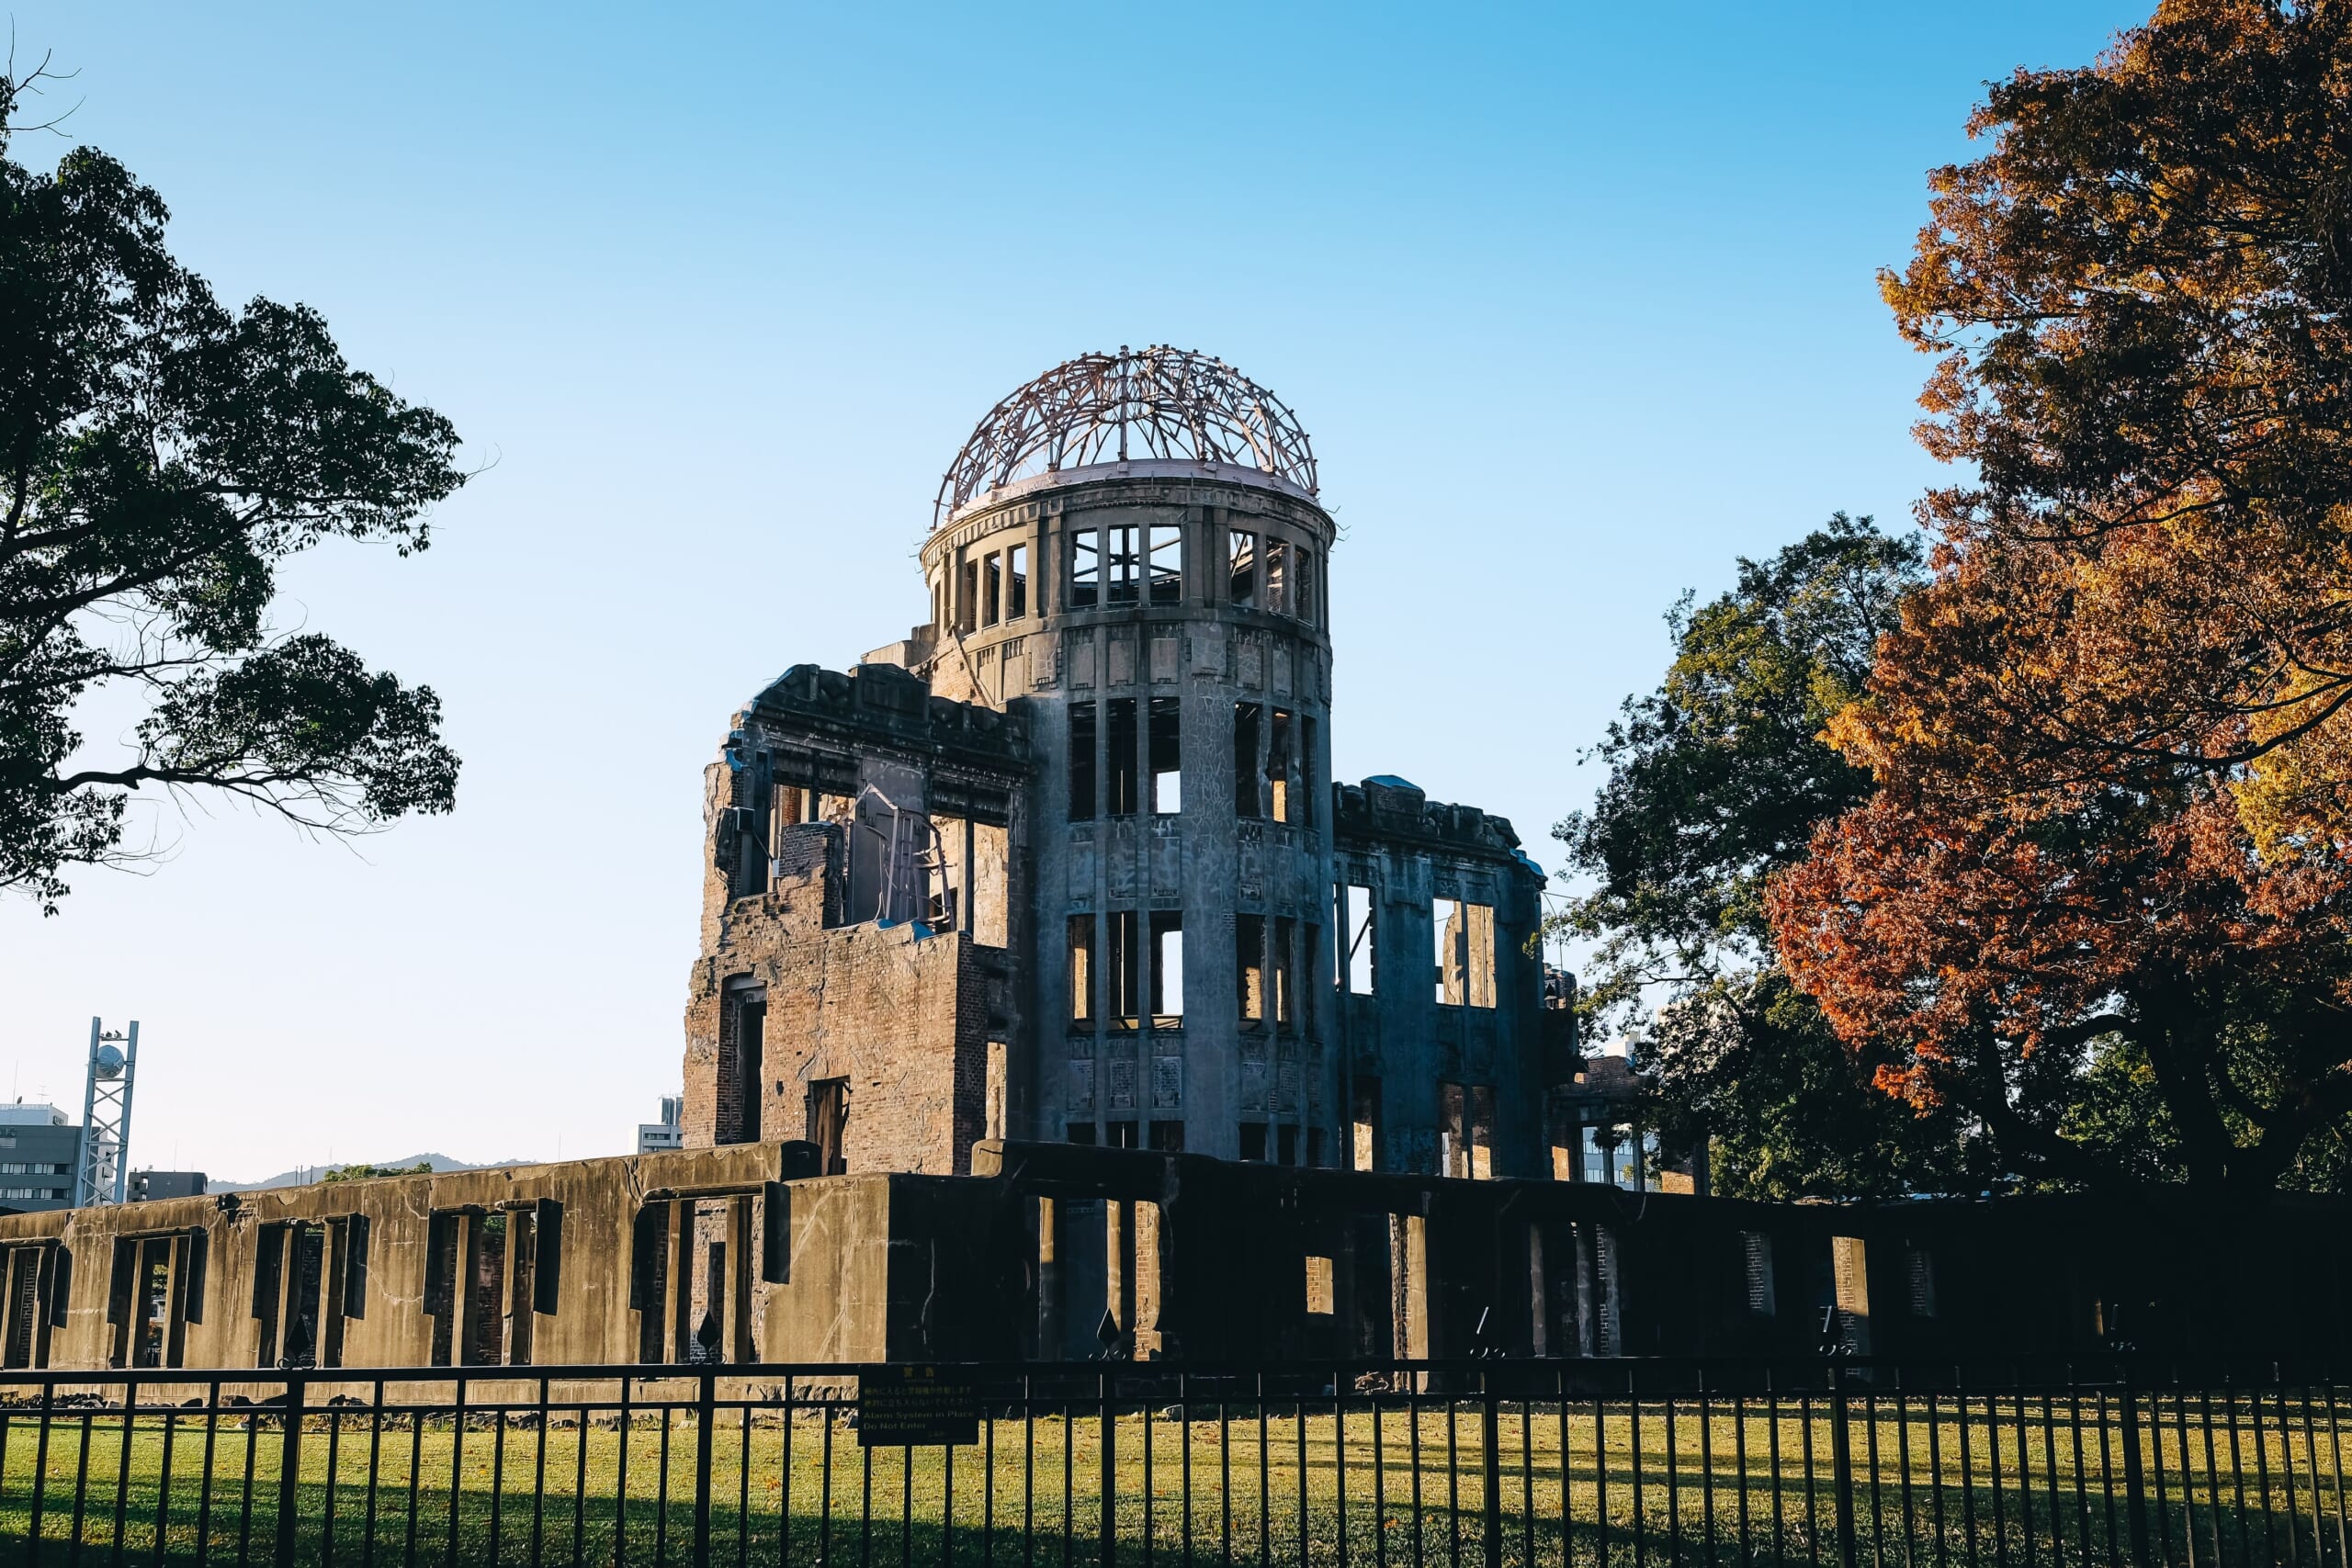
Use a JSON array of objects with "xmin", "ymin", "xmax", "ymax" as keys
[
  {"xmin": 1878, "ymin": 0, "xmax": 2352, "ymax": 850},
  {"xmin": 1768, "ymin": 0, "xmax": 2352, "ymax": 1196},
  {"xmin": 0, "ymin": 62, "xmax": 465, "ymax": 910},
  {"xmin": 1552, "ymin": 516, "xmax": 1986, "ymax": 1199}
]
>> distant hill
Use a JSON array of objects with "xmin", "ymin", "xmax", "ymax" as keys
[{"xmin": 210, "ymin": 1153, "xmax": 530, "ymax": 1192}]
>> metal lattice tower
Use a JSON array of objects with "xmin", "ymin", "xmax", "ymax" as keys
[{"xmin": 75, "ymin": 1018, "xmax": 139, "ymax": 1208}]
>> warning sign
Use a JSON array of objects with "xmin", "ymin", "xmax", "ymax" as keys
[{"xmin": 856, "ymin": 1365, "xmax": 979, "ymax": 1448}]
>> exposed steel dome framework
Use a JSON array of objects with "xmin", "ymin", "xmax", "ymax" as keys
[{"xmin": 934, "ymin": 346, "xmax": 1317, "ymax": 527}]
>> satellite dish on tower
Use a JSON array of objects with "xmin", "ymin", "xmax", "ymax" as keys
[{"xmin": 77, "ymin": 1020, "xmax": 139, "ymax": 1207}]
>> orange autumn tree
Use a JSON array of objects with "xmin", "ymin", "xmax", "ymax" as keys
[
  {"xmin": 1771, "ymin": 640, "xmax": 2352, "ymax": 1194},
  {"xmin": 1874, "ymin": 0, "xmax": 2352, "ymax": 847},
  {"xmin": 1769, "ymin": 0, "xmax": 2352, "ymax": 1194}
]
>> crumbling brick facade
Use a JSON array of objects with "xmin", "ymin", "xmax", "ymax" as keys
[{"xmin": 682, "ymin": 662, "xmax": 1026, "ymax": 1175}]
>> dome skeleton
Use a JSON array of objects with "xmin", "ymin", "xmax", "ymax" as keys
[{"xmin": 933, "ymin": 345, "xmax": 1317, "ymax": 528}]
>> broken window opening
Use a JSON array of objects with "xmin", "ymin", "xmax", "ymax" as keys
[
  {"xmin": 1273, "ymin": 916, "xmax": 1296, "ymax": 1030},
  {"xmin": 1148, "ymin": 911, "xmax": 1183, "ymax": 1026},
  {"xmin": 983, "ymin": 553, "xmax": 1002, "ymax": 626},
  {"xmin": 1238, "ymin": 1122, "xmax": 1268, "ymax": 1162},
  {"xmin": 694, "ymin": 1239, "xmax": 727, "ymax": 1363},
  {"xmin": 1228, "ymin": 529, "xmax": 1258, "ymax": 607},
  {"xmin": 248, "ymin": 1224, "xmax": 289, "ymax": 1369},
  {"xmin": 1148, "ymin": 1120, "xmax": 1184, "ymax": 1151},
  {"xmin": 1305, "ymin": 1255, "xmax": 1335, "ymax": 1315},
  {"xmin": 1277, "ymin": 1124, "xmax": 1300, "ymax": 1166},
  {"xmin": 502, "ymin": 1208, "xmax": 538, "ymax": 1366},
  {"xmin": 1148, "ymin": 697, "xmax": 1182, "ymax": 814},
  {"xmin": 1233, "ymin": 704, "xmax": 1262, "ymax": 818},
  {"xmin": 1439, "ymin": 1083, "xmax": 1466, "ymax": 1179},
  {"xmin": 1070, "ymin": 529, "xmax": 1101, "ymax": 610},
  {"xmin": 1265, "ymin": 539, "xmax": 1289, "ymax": 615},
  {"xmin": 1109, "ymin": 911, "xmax": 1141, "ymax": 1029},
  {"xmin": 1008, "ymin": 544, "xmax": 1029, "ymax": 619},
  {"xmin": 1066, "ymin": 1121, "xmax": 1098, "ymax": 1145},
  {"xmin": 424, "ymin": 1212, "xmax": 459, "ymax": 1367},
  {"xmin": 1068, "ymin": 915, "xmax": 1096, "ymax": 1025},
  {"xmin": 721, "ymin": 984, "xmax": 766, "ymax": 1145},
  {"xmin": 1106, "ymin": 699, "xmax": 1139, "ymax": 817},
  {"xmin": 1438, "ymin": 1083, "xmax": 1496, "ymax": 1179},
  {"xmin": 630, "ymin": 1202, "xmax": 672, "ymax": 1364},
  {"xmin": 806, "ymin": 1078, "xmax": 849, "ymax": 1175},
  {"xmin": 960, "ymin": 559, "xmax": 980, "ymax": 631},
  {"xmin": 1148, "ymin": 524, "xmax": 1182, "ymax": 604},
  {"xmin": 1105, "ymin": 1120, "xmax": 1139, "ymax": 1149},
  {"xmin": 130, "ymin": 1237, "xmax": 172, "ymax": 1369},
  {"xmin": 1236, "ymin": 913, "xmax": 1265, "ymax": 1022},
  {"xmin": 1351, "ymin": 1077, "xmax": 1381, "ymax": 1171},
  {"xmin": 1297, "ymin": 547, "xmax": 1316, "ymax": 625},
  {"xmin": 1434, "ymin": 898, "xmax": 1466, "ymax": 1005},
  {"xmin": 1106, "ymin": 525, "xmax": 1142, "ymax": 604},
  {"xmin": 1069, "ymin": 703, "xmax": 1097, "ymax": 821},
  {"xmin": 1267, "ymin": 710, "xmax": 1294, "ymax": 823},
  {"xmin": 462, "ymin": 1215, "xmax": 507, "ymax": 1368},
  {"xmin": 277, "ymin": 1223, "xmax": 327, "ymax": 1370},
  {"xmin": 1345, "ymin": 885, "xmax": 1375, "ymax": 995}
]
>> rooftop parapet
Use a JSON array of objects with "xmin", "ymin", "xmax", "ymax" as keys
[
  {"xmin": 1333, "ymin": 774, "xmax": 1533, "ymax": 867},
  {"xmin": 732, "ymin": 662, "xmax": 1032, "ymax": 766}
]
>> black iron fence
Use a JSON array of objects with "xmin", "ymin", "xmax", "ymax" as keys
[{"xmin": 0, "ymin": 1357, "xmax": 2343, "ymax": 1566}]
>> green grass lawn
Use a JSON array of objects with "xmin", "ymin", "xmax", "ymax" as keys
[{"xmin": 0, "ymin": 1397, "xmax": 2340, "ymax": 1565}]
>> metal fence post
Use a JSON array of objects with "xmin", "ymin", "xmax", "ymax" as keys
[
  {"xmin": 1481, "ymin": 1371, "xmax": 1504, "ymax": 1568},
  {"xmin": 2120, "ymin": 1374, "xmax": 2153, "ymax": 1566},
  {"xmin": 276, "ymin": 1372, "xmax": 306, "ymax": 1568},
  {"xmin": 695, "ymin": 1367, "xmax": 718, "ymax": 1566},
  {"xmin": 1828, "ymin": 1363, "xmax": 1859, "ymax": 1568},
  {"xmin": 1101, "ymin": 1369, "xmax": 1117, "ymax": 1568}
]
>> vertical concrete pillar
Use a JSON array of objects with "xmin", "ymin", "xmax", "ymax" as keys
[
  {"xmin": 1396, "ymin": 1213, "xmax": 1430, "ymax": 1361},
  {"xmin": 729, "ymin": 1199, "xmax": 755, "ymax": 1362},
  {"xmin": 1528, "ymin": 1223, "xmax": 1547, "ymax": 1357},
  {"xmin": 1833, "ymin": 1235, "xmax": 1871, "ymax": 1354},
  {"xmin": 1035, "ymin": 1196, "xmax": 1059, "ymax": 1359},
  {"xmin": 1592, "ymin": 1223, "xmax": 1623, "ymax": 1356},
  {"xmin": 1133, "ymin": 1201, "xmax": 1164, "ymax": 1359},
  {"xmin": 1104, "ymin": 1200, "xmax": 1127, "ymax": 1336}
]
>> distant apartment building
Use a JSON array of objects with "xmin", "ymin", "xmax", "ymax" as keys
[
  {"xmin": 128, "ymin": 1170, "xmax": 208, "ymax": 1201},
  {"xmin": 637, "ymin": 1095, "xmax": 684, "ymax": 1154},
  {"xmin": 0, "ymin": 1104, "xmax": 82, "ymax": 1212}
]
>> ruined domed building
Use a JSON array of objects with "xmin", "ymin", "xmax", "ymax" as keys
[
  {"xmin": 0, "ymin": 351, "xmax": 2333, "ymax": 1382},
  {"xmin": 679, "ymin": 348, "xmax": 1571, "ymax": 1180}
]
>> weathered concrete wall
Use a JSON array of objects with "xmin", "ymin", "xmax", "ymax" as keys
[
  {"xmin": 1332, "ymin": 777, "xmax": 1549, "ymax": 1179},
  {"xmin": 4, "ymin": 1142, "xmax": 2342, "ymax": 1375},
  {"xmin": 0, "ymin": 1145, "xmax": 779, "ymax": 1380},
  {"xmin": 966, "ymin": 1142, "xmax": 2352, "ymax": 1363}
]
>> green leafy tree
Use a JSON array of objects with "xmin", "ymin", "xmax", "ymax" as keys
[
  {"xmin": 1551, "ymin": 514, "xmax": 1986, "ymax": 1197},
  {"xmin": 1, "ymin": 62, "xmax": 464, "ymax": 910}
]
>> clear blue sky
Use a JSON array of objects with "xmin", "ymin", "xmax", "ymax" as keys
[{"xmin": 0, "ymin": 3, "xmax": 2145, "ymax": 1180}]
